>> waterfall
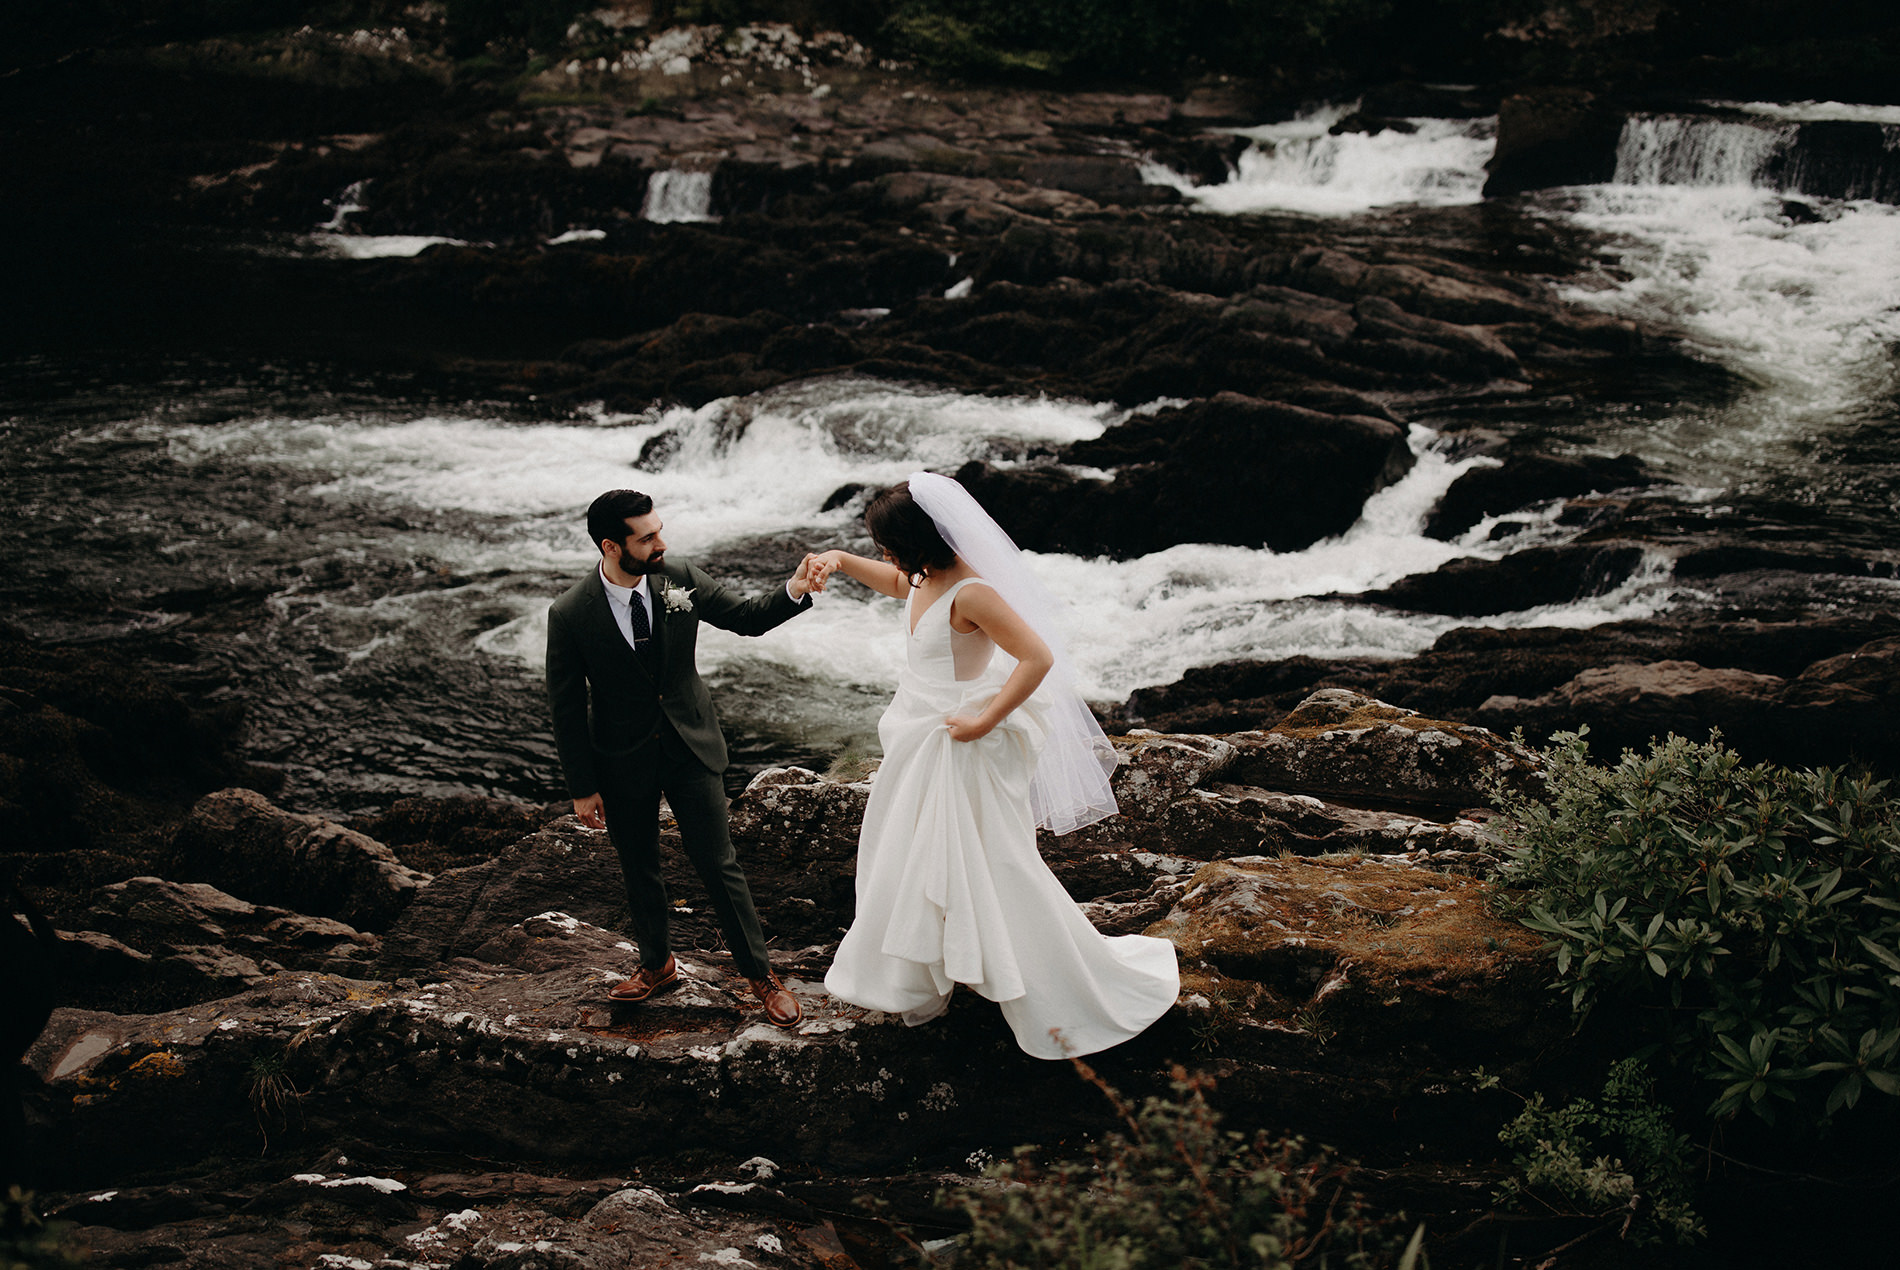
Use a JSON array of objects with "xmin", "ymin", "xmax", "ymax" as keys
[
  {"xmin": 1612, "ymin": 117, "xmax": 1795, "ymax": 187},
  {"xmin": 319, "ymin": 179, "xmax": 370, "ymax": 230},
  {"xmin": 641, "ymin": 170, "xmax": 719, "ymax": 223},
  {"xmin": 1142, "ymin": 105, "xmax": 1495, "ymax": 216},
  {"xmin": 1613, "ymin": 111, "xmax": 1900, "ymax": 202}
]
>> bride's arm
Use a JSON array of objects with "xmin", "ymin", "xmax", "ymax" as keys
[
  {"xmin": 810, "ymin": 549, "xmax": 910, "ymax": 599},
  {"xmin": 944, "ymin": 584, "xmax": 1054, "ymax": 742}
]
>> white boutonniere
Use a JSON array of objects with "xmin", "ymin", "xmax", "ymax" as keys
[{"xmin": 662, "ymin": 586, "xmax": 695, "ymax": 615}]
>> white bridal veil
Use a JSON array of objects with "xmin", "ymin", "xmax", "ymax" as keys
[{"xmin": 906, "ymin": 470, "xmax": 1120, "ymax": 834}]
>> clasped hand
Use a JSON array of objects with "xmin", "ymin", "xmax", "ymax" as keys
[{"xmin": 788, "ymin": 551, "xmax": 840, "ymax": 598}]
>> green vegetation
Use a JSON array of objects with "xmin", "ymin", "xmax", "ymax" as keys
[
  {"xmin": 947, "ymin": 1062, "xmax": 1406, "ymax": 1269},
  {"xmin": 249, "ymin": 1052, "xmax": 303, "ymax": 1154},
  {"xmin": 0, "ymin": 1189, "xmax": 86, "ymax": 1270},
  {"xmin": 1494, "ymin": 730, "xmax": 1900, "ymax": 1130},
  {"xmin": 1482, "ymin": 1058, "xmax": 1704, "ymax": 1246}
]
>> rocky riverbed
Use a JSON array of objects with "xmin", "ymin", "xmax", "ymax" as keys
[{"xmin": 25, "ymin": 690, "xmax": 1565, "ymax": 1267}]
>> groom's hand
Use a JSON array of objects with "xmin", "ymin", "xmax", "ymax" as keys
[
  {"xmin": 573, "ymin": 793, "xmax": 606, "ymax": 830},
  {"xmin": 789, "ymin": 552, "xmax": 824, "ymax": 599}
]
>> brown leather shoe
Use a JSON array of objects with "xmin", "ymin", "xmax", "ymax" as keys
[
  {"xmin": 747, "ymin": 972, "xmax": 801, "ymax": 1028},
  {"xmin": 608, "ymin": 954, "xmax": 679, "ymax": 1002}
]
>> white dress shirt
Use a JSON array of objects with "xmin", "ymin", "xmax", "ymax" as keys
[{"xmin": 599, "ymin": 563, "xmax": 653, "ymax": 653}]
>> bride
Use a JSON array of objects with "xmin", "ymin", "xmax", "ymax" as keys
[{"xmin": 810, "ymin": 472, "xmax": 1179, "ymax": 1059}]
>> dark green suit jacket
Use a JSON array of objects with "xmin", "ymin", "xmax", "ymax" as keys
[{"xmin": 545, "ymin": 558, "xmax": 809, "ymax": 799}]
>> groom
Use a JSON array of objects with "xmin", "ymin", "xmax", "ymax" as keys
[{"xmin": 546, "ymin": 489, "xmax": 818, "ymax": 1028}]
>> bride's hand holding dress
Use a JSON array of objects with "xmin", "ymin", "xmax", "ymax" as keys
[{"xmin": 818, "ymin": 475, "xmax": 1179, "ymax": 1059}]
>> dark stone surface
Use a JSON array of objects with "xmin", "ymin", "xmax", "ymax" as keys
[
  {"xmin": 1425, "ymin": 452, "xmax": 1660, "ymax": 540},
  {"xmin": 1358, "ymin": 543, "xmax": 1649, "ymax": 617}
]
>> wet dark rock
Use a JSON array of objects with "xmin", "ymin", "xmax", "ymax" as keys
[
  {"xmin": 345, "ymin": 794, "xmax": 566, "ymax": 875},
  {"xmin": 1359, "ymin": 542, "xmax": 1649, "ymax": 617},
  {"xmin": 1222, "ymin": 689, "xmax": 1542, "ymax": 815},
  {"xmin": 1673, "ymin": 544, "xmax": 1900, "ymax": 580},
  {"xmin": 1331, "ymin": 112, "xmax": 1418, "ymax": 136},
  {"xmin": 1019, "ymin": 153, "xmax": 1165, "ymax": 204},
  {"xmin": 1474, "ymin": 634, "xmax": 1900, "ymax": 770},
  {"xmin": 959, "ymin": 392, "xmax": 1413, "ymax": 558},
  {"xmin": 20, "ymin": 693, "xmax": 1554, "ymax": 1205},
  {"xmin": 168, "ymin": 788, "xmax": 430, "ymax": 933},
  {"xmin": 0, "ymin": 631, "xmax": 268, "ymax": 861},
  {"xmin": 1425, "ymin": 452, "xmax": 1659, "ymax": 540},
  {"xmin": 73, "ymin": 875, "xmax": 380, "ymax": 1008},
  {"xmin": 1767, "ymin": 120, "xmax": 1900, "ymax": 205},
  {"xmin": 377, "ymin": 817, "xmax": 628, "ymax": 973},
  {"xmin": 1484, "ymin": 88, "xmax": 1625, "ymax": 198},
  {"xmin": 1122, "ymin": 618, "xmax": 1900, "ymax": 776}
]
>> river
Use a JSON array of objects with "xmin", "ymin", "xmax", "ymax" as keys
[{"xmin": 4, "ymin": 99, "xmax": 1896, "ymax": 813}]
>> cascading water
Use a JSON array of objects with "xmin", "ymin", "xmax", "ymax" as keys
[
  {"xmin": 1141, "ymin": 103, "xmax": 1496, "ymax": 216},
  {"xmin": 641, "ymin": 170, "xmax": 719, "ymax": 223},
  {"xmin": 1543, "ymin": 105, "xmax": 1900, "ymax": 542},
  {"xmin": 1611, "ymin": 116, "xmax": 1795, "ymax": 187},
  {"xmin": 0, "ymin": 366, "xmax": 1676, "ymax": 810},
  {"xmin": 1611, "ymin": 108, "xmax": 1900, "ymax": 202}
]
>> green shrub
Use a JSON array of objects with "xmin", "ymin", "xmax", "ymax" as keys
[
  {"xmin": 946, "ymin": 1062, "xmax": 1404, "ymax": 1269},
  {"xmin": 1, "ymin": 1188, "xmax": 86, "ymax": 1270},
  {"xmin": 1494, "ymin": 730, "xmax": 1900, "ymax": 1128},
  {"xmin": 1486, "ymin": 1057, "xmax": 1703, "ymax": 1246}
]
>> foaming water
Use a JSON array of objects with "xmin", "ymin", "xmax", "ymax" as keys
[
  {"xmin": 1721, "ymin": 101, "xmax": 1900, "ymax": 126},
  {"xmin": 1548, "ymin": 176, "xmax": 1900, "ymax": 487},
  {"xmin": 1612, "ymin": 117, "xmax": 1793, "ymax": 187},
  {"xmin": 6, "ymin": 354, "xmax": 1700, "ymax": 809},
  {"xmin": 304, "ymin": 234, "xmax": 470, "ymax": 259},
  {"xmin": 155, "ymin": 393, "xmax": 1664, "ymax": 706},
  {"xmin": 642, "ymin": 170, "xmax": 718, "ymax": 223},
  {"xmin": 1143, "ymin": 103, "xmax": 1495, "ymax": 216}
]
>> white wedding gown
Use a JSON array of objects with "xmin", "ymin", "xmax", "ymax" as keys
[{"xmin": 824, "ymin": 578, "xmax": 1180, "ymax": 1059}]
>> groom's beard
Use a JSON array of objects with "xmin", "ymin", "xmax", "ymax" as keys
[{"xmin": 620, "ymin": 550, "xmax": 664, "ymax": 575}]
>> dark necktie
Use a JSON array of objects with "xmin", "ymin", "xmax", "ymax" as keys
[{"xmin": 628, "ymin": 589, "xmax": 654, "ymax": 663}]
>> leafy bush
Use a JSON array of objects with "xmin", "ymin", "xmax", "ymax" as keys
[
  {"xmin": 1, "ymin": 1189, "xmax": 86, "ymax": 1270},
  {"xmin": 947, "ymin": 1062, "xmax": 1405, "ymax": 1269},
  {"xmin": 1494, "ymin": 730, "xmax": 1900, "ymax": 1128},
  {"xmin": 1486, "ymin": 1057, "xmax": 1703, "ymax": 1246}
]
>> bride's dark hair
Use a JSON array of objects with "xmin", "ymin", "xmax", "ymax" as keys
[{"xmin": 866, "ymin": 481, "xmax": 956, "ymax": 578}]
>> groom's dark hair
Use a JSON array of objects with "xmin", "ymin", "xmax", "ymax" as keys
[
  {"xmin": 867, "ymin": 482, "xmax": 955, "ymax": 577},
  {"xmin": 587, "ymin": 489, "xmax": 655, "ymax": 552}
]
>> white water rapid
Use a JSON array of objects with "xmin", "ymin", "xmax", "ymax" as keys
[
  {"xmin": 642, "ymin": 170, "xmax": 719, "ymax": 223},
  {"xmin": 139, "ymin": 377, "xmax": 1670, "ymax": 724},
  {"xmin": 1142, "ymin": 103, "xmax": 1496, "ymax": 216},
  {"xmin": 1544, "ymin": 106, "xmax": 1900, "ymax": 504}
]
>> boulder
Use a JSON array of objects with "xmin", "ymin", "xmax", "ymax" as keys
[
  {"xmin": 1425, "ymin": 452, "xmax": 1658, "ymax": 540},
  {"xmin": 1051, "ymin": 724, "xmax": 1506, "ymax": 873},
  {"xmin": 345, "ymin": 794, "xmax": 565, "ymax": 874},
  {"xmin": 1222, "ymin": 689, "xmax": 1543, "ymax": 814},
  {"xmin": 959, "ymin": 392, "xmax": 1414, "ymax": 558},
  {"xmin": 1474, "ymin": 654, "xmax": 1898, "ymax": 769},
  {"xmin": 377, "ymin": 816, "xmax": 628, "ymax": 973},
  {"xmin": 168, "ymin": 788, "xmax": 429, "ymax": 932},
  {"xmin": 67, "ymin": 876, "xmax": 379, "ymax": 1010},
  {"xmin": 0, "ymin": 631, "xmax": 269, "ymax": 858},
  {"xmin": 1155, "ymin": 855, "xmax": 1556, "ymax": 1074},
  {"xmin": 28, "ymin": 846, "xmax": 1556, "ymax": 1191},
  {"xmin": 1361, "ymin": 542, "xmax": 1650, "ymax": 617},
  {"xmin": 1484, "ymin": 89, "xmax": 1625, "ymax": 197}
]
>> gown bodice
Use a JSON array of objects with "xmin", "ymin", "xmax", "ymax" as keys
[{"xmin": 907, "ymin": 577, "xmax": 997, "ymax": 683}]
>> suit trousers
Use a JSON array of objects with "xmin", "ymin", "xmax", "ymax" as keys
[{"xmin": 596, "ymin": 720, "xmax": 772, "ymax": 979}]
